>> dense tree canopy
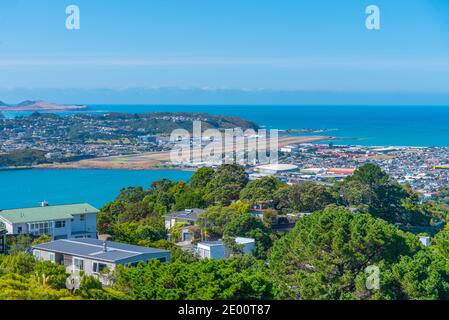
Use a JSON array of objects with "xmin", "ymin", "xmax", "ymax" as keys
[
  {"xmin": 203, "ymin": 164, "xmax": 249, "ymax": 205},
  {"xmin": 337, "ymin": 163, "xmax": 430, "ymax": 225},
  {"xmin": 113, "ymin": 256, "xmax": 273, "ymax": 300},
  {"xmin": 223, "ymin": 213, "xmax": 272, "ymax": 259},
  {"xmin": 273, "ymin": 182, "xmax": 337, "ymax": 213},
  {"xmin": 4, "ymin": 163, "xmax": 447, "ymax": 301},
  {"xmin": 197, "ymin": 206, "xmax": 242, "ymax": 240},
  {"xmin": 269, "ymin": 205, "xmax": 420, "ymax": 300},
  {"xmin": 190, "ymin": 167, "xmax": 215, "ymax": 189},
  {"xmin": 240, "ymin": 176, "xmax": 285, "ymax": 203},
  {"xmin": 383, "ymin": 250, "xmax": 449, "ymax": 300}
]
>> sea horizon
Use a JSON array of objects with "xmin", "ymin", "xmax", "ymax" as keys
[{"xmin": 4, "ymin": 104, "xmax": 449, "ymax": 147}]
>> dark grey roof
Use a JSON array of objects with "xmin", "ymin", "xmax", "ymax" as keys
[
  {"xmin": 32, "ymin": 238, "xmax": 170, "ymax": 263},
  {"xmin": 166, "ymin": 208, "xmax": 205, "ymax": 221}
]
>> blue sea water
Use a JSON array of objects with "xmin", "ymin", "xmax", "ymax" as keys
[
  {"xmin": 6, "ymin": 105, "xmax": 449, "ymax": 147},
  {"xmin": 2, "ymin": 104, "xmax": 449, "ymax": 209},
  {"xmin": 0, "ymin": 169, "xmax": 193, "ymax": 210}
]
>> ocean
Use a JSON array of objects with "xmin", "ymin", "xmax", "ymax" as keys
[
  {"xmin": 0, "ymin": 169, "xmax": 193, "ymax": 210},
  {"xmin": 2, "ymin": 104, "xmax": 449, "ymax": 209},
  {"xmin": 5, "ymin": 104, "xmax": 449, "ymax": 146}
]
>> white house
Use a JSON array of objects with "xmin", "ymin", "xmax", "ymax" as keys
[
  {"xmin": 196, "ymin": 237, "xmax": 256, "ymax": 259},
  {"xmin": 32, "ymin": 238, "xmax": 170, "ymax": 285},
  {"xmin": 419, "ymin": 236, "xmax": 431, "ymax": 247},
  {"xmin": 0, "ymin": 203, "xmax": 99, "ymax": 240}
]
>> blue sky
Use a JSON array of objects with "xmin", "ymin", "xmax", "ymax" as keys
[{"xmin": 1, "ymin": 0, "xmax": 449, "ymax": 103}]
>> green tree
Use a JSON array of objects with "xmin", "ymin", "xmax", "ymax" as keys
[
  {"xmin": 32, "ymin": 235, "xmax": 52, "ymax": 246},
  {"xmin": 111, "ymin": 219, "xmax": 167, "ymax": 245},
  {"xmin": 97, "ymin": 200, "xmax": 127, "ymax": 234},
  {"xmin": 431, "ymin": 231, "xmax": 449, "ymax": 259},
  {"xmin": 223, "ymin": 213, "xmax": 272, "ymax": 259},
  {"xmin": 291, "ymin": 183, "xmax": 336, "ymax": 212},
  {"xmin": 229, "ymin": 201, "xmax": 251, "ymax": 214},
  {"xmin": 0, "ymin": 252, "xmax": 36, "ymax": 276},
  {"xmin": 269, "ymin": 205, "xmax": 419, "ymax": 300},
  {"xmin": 113, "ymin": 256, "xmax": 273, "ymax": 300},
  {"xmin": 262, "ymin": 209, "xmax": 278, "ymax": 228},
  {"xmin": 8, "ymin": 235, "xmax": 32, "ymax": 255},
  {"xmin": 204, "ymin": 164, "xmax": 249, "ymax": 205},
  {"xmin": 197, "ymin": 206, "xmax": 241, "ymax": 240},
  {"xmin": 116, "ymin": 186, "xmax": 148, "ymax": 203},
  {"xmin": 240, "ymin": 176, "xmax": 285, "ymax": 203},
  {"xmin": 171, "ymin": 222, "xmax": 190, "ymax": 243},
  {"xmin": 382, "ymin": 250, "xmax": 449, "ymax": 300},
  {"xmin": 172, "ymin": 187, "xmax": 205, "ymax": 211},
  {"xmin": 0, "ymin": 273, "xmax": 73, "ymax": 300},
  {"xmin": 338, "ymin": 163, "xmax": 429, "ymax": 225},
  {"xmin": 33, "ymin": 261, "xmax": 68, "ymax": 289},
  {"xmin": 190, "ymin": 167, "xmax": 215, "ymax": 189}
]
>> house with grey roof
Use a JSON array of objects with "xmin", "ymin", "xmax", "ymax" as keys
[
  {"xmin": 32, "ymin": 238, "xmax": 170, "ymax": 284},
  {"xmin": 165, "ymin": 208, "xmax": 205, "ymax": 230},
  {"xmin": 165, "ymin": 208, "xmax": 205, "ymax": 242},
  {"xmin": 0, "ymin": 203, "xmax": 98, "ymax": 240}
]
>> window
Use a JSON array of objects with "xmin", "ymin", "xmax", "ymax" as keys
[
  {"xmin": 73, "ymin": 258, "xmax": 84, "ymax": 271},
  {"xmin": 29, "ymin": 222, "xmax": 52, "ymax": 236},
  {"xmin": 93, "ymin": 262, "xmax": 107, "ymax": 273},
  {"xmin": 157, "ymin": 257, "xmax": 167, "ymax": 263},
  {"xmin": 80, "ymin": 214, "xmax": 86, "ymax": 221},
  {"xmin": 17, "ymin": 226, "xmax": 22, "ymax": 234},
  {"xmin": 55, "ymin": 221, "xmax": 66, "ymax": 228},
  {"xmin": 49, "ymin": 253, "xmax": 55, "ymax": 263},
  {"xmin": 33, "ymin": 250, "xmax": 41, "ymax": 260}
]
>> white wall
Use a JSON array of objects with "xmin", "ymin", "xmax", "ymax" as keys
[
  {"xmin": 198, "ymin": 243, "xmax": 226, "ymax": 259},
  {"xmin": 70, "ymin": 213, "xmax": 97, "ymax": 237}
]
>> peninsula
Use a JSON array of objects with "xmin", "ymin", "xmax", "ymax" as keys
[{"xmin": 0, "ymin": 100, "xmax": 88, "ymax": 112}]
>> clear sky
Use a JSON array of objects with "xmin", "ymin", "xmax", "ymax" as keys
[{"xmin": 1, "ymin": 0, "xmax": 449, "ymax": 103}]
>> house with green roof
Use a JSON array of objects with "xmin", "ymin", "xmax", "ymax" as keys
[{"xmin": 0, "ymin": 203, "xmax": 99, "ymax": 240}]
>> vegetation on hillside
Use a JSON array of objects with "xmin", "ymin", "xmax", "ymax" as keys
[{"xmin": 3, "ymin": 163, "xmax": 449, "ymax": 300}]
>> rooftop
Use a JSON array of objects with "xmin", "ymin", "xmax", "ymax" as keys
[
  {"xmin": 198, "ymin": 241, "xmax": 224, "ymax": 247},
  {"xmin": 255, "ymin": 164, "xmax": 298, "ymax": 172},
  {"xmin": 0, "ymin": 203, "xmax": 99, "ymax": 224},
  {"xmin": 33, "ymin": 238, "xmax": 170, "ymax": 263},
  {"xmin": 166, "ymin": 208, "xmax": 205, "ymax": 220},
  {"xmin": 235, "ymin": 237, "xmax": 255, "ymax": 245}
]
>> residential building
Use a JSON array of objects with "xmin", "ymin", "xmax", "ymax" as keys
[
  {"xmin": 197, "ymin": 241, "xmax": 226, "ymax": 259},
  {"xmin": 32, "ymin": 238, "xmax": 170, "ymax": 285},
  {"xmin": 0, "ymin": 203, "xmax": 99, "ymax": 240},
  {"xmin": 164, "ymin": 208, "xmax": 205, "ymax": 230},
  {"xmin": 196, "ymin": 237, "xmax": 255, "ymax": 259},
  {"xmin": 419, "ymin": 236, "xmax": 431, "ymax": 247}
]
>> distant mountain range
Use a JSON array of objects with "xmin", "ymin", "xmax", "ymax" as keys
[
  {"xmin": 0, "ymin": 88, "xmax": 448, "ymax": 105},
  {"xmin": 0, "ymin": 100, "xmax": 87, "ymax": 111}
]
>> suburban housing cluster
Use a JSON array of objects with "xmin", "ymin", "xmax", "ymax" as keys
[
  {"xmin": 0, "ymin": 202, "xmax": 256, "ymax": 284},
  {"xmin": 165, "ymin": 208, "xmax": 256, "ymax": 259}
]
